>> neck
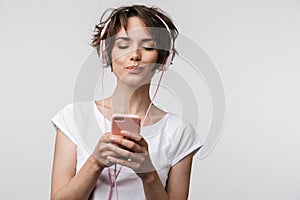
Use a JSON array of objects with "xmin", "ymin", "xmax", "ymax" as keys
[{"xmin": 110, "ymin": 81, "xmax": 152, "ymax": 116}]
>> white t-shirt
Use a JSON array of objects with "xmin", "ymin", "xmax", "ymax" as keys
[{"xmin": 51, "ymin": 101, "xmax": 202, "ymax": 200}]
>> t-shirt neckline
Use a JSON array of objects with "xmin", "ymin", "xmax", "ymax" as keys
[{"xmin": 93, "ymin": 101, "xmax": 169, "ymax": 137}]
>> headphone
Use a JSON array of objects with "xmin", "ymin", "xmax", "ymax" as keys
[
  {"xmin": 97, "ymin": 11, "xmax": 175, "ymax": 200},
  {"xmin": 97, "ymin": 13, "xmax": 175, "ymax": 71}
]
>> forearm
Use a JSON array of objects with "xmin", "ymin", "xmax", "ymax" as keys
[
  {"xmin": 51, "ymin": 156, "xmax": 104, "ymax": 200},
  {"xmin": 141, "ymin": 171, "xmax": 169, "ymax": 200}
]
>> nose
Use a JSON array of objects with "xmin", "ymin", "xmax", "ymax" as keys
[{"xmin": 130, "ymin": 48, "xmax": 141, "ymax": 62}]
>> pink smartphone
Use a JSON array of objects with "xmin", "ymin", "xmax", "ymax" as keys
[{"xmin": 111, "ymin": 114, "xmax": 141, "ymax": 136}]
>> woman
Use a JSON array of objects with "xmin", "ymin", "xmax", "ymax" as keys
[{"xmin": 51, "ymin": 5, "xmax": 202, "ymax": 200}]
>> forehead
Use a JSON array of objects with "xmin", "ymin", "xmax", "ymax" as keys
[{"xmin": 115, "ymin": 17, "xmax": 152, "ymax": 40}]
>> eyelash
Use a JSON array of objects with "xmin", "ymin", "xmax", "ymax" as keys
[
  {"xmin": 143, "ymin": 47, "xmax": 155, "ymax": 51},
  {"xmin": 118, "ymin": 46, "xmax": 129, "ymax": 49},
  {"xmin": 117, "ymin": 45, "xmax": 155, "ymax": 51}
]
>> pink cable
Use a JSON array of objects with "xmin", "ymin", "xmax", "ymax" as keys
[
  {"xmin": 107, "ymin": 168, "xmax": 113, "ymax": 200},
  {"xmin": 102, "ymin": 66, "xmax": 123, "ymax": 200},
  {"xmin": 99, "ymin": 12, "xmax": 172, "ymax": 200},
  {"xmin": 101, "ymin": 60, "xmax": 166, "ymax": 200},
  {"xmin": 114, "ymin": 165, "xmax": 119, "ymax": 200},
  {"xmin": 107, "ymin": 164, "xmax": 122, "ymax": 200},
  {"xmin": 101, "ymin": 67, "xmax": 107, "ymax": 132},
  {"xmin": 141, "ymin": 70, "xmax": 165, "ymax": 127}
]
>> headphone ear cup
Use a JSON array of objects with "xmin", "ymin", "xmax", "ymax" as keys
[
  {"xmin": 98, "ymin": 18, "xmax": 112, "ymax": 68},
  {"xmin": 99, "ymin": 40, "xmax": 109, "ymax": 68},
  {"xmin": 153, "ymin": 14, "xmax": 175, "ymax": 71},
  {"xmin": 158, "ymin": 51, "xmax": 173, "ymax": 71}
]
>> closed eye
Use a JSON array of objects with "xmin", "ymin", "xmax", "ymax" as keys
[
  {"xmin": 143, "ymin": 47, "xmax": 155, "ymax": 51},
  {"xmin": 118, "ymin": 45, "xmax": 129, "ymax": 49}
]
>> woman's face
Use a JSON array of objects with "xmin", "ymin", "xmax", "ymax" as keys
[{"xmin": 111, "ymin": 17, "xmax": 159, "ymax": 87}]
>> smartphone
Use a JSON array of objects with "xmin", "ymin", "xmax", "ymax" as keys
[{"xmin": 111, "ymin": 114, "xmax": 141, "ymax": 136}]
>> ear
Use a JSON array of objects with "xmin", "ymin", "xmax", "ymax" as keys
[{"xmin": 159, "ymin": 53, "xmax": 173, "ymax": 71}]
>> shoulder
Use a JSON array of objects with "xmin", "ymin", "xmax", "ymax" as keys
[
  {"xmin": 51, "ymin": 101, "xmax": 97, "ymax": 145},
  {"xmin": 164, "ymin": 113, "xmax": 202, "ymax": 165},
  {"xmin": 51, "ymin": 101, "xmax": 96, "ymax": 131},
  {"xmin": 51, "ymin": 103, "xmax": 73, "ymax": 123},
  {"xmin": 162, "ymin": 112, "xmax": 198, "ymax": 142},
  {"xmin": 165, "ymin": 112, "xmax": 195, "ymax": 132},
  {"xmin": 164, "ymin": 112, "xmax": 201, "ymax": 145},
  {"xmin": 54, "ymin": 101, "xmax": 95, "ymax": 116},
  {"xmin": 59, "ymin": 103, "xmax": 73, "ymax": 115}
]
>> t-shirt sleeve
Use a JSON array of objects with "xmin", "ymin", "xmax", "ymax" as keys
[
  {"xmin": 51, "ymin": 104, "xmax": 78, "ymax": 145},
  {"xmin": 170, "ymin": 119, "xmax": 202, "ymax": 166}
]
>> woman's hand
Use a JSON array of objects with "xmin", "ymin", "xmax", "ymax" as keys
[
  {"xmin": 92, "ymin": 132, "xmax": 124, "ymax": 168},
  {"xmin": 106, "ymin": 130, "xmax": 156, "ymax": 178}
]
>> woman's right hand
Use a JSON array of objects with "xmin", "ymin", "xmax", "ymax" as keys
[{"xmin": 92, "ymin": 132, "xmax": 122, "ymax": 168}]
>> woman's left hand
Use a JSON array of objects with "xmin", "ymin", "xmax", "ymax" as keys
[{"xmin": 106, "ymin": 130, "xmax": 155, "ymax": 178}]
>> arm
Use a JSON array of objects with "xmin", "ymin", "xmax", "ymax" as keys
[
  {"xmin": 165, "ymin": 153, "xmax": 194, "ymax": 200},
  {"xmin": 51, "ymin": 129, "xmax": 104, "ymax": 200},
  {"xmin": 140, "ymin": 152, "xmax": 194, "ymax": 200}
]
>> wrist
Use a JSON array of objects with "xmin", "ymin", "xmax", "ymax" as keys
[
  {"xmin": 88, "ymin": 155, "xmax": 105, "ymax": 172},
  {"xmin": 139, "ymin": 171, "xmax": 158, "ymax": 184}
]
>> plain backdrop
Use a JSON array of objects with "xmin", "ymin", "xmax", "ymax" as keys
[{"xmin": 0, "ymin": 0, "xmax": 300, "ymax": 199}]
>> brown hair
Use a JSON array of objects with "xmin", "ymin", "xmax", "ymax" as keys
[{"xmin": 91, "ymin": 5, "xmax": 178, "ymax": 69}]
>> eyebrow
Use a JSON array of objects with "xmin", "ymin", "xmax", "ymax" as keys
[
  {"xmin": 115, "ymin": 37, "xmax": 155, "ymax": 42},
  {"xmin": 115, "ymin": 37, "xmax": 131, "ymax": 41}
]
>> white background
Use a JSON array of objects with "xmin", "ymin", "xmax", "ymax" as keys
[{"xmin": 0, "ymin": 0, "xmax": 300, "ymax": 199}]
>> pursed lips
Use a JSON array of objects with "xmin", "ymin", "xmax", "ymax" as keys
[
  {"xmin": 126, "ymin": 65, "xmax": 139, "ymax": 69},
  {"xmin": 125, "ymin": 65, "xmax": 143, "ymax": 72},
  {"xmin": 125, "ymin": 65, "xmax": 143, "ymax": 70}
]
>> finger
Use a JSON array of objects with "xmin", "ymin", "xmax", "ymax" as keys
[
  {"xmin": 120, "ymin": 130, "xmax": 147, "ymax": 146},
  {"xmin": 106, "ymin": 143, "xmax": 148, "ymax": 166},
  {"xmin": 100, "ymin": 133, "xmax": 123, "ymax": 145},
  {"xmin": 98, "ymin": 141, "xmax": 117, "ymax": 152},
  {"xmin": 107, "ymin": 143, "xmax": 140, "ymax": 160},
  {"xmin": 107, "ymin": 156, "xmax": 155, "ymax": 173},
  {"xmin": 100, "ymin": 132, "xmax": 112, "ymax": 143},
  {"xmin": 95, "ymin": 142, "xmax": 122, "ymax": 160},
  {"xmin": 96, "ymin": 145, "xmax": 118, "ymax": 158},
  {"xmin": 107, "ymin": 156, "xmax": 137, "ymax": 168},
  {"xmin": 110, "ymin": 136, "xmax": 144, "ymax": 152},
  {"xmin": 92, "ymin": 150, "xmax": 119, "ymax": 167}
]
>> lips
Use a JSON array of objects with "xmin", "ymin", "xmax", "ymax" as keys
[
  {"xmin": 126, "ymin": 66, "xmax": 138, "ymax": 70},
  {"xmin": 125, "ymin": 65, "xmax": 143, "ymax": 73}
]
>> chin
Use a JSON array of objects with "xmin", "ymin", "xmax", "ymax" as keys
[{"xmin": 118, "ymin": 76, "xmax": 151, "ymax": 88}]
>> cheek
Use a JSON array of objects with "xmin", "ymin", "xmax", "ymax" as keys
[
  {"xmin": 111, "ymin": 50, "xmax": 127, "ymax": 73},
  {"xmin": 111, "ymin": 48, "xmax": 124, "ymax": 65},
  {"xmin": 144, "ymin": 51, "xmax": 159, "ymax": 63}
]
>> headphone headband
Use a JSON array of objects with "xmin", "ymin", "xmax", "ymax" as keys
[
  {"xmin": 153, "ymin": 14, "xmax": 174, "ymax": 71},
  {"xmin": 98, "ymin": 13, "xmax": 175, "ymax": 70}
]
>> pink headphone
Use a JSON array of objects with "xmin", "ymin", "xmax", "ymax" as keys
[
  {"xmin": 98, "ymin": 12, "xmax": 175, "ymax": 200},
  {"xmin": 97, "ymin": 13, "xmax": 175, "ymax": 71}
]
